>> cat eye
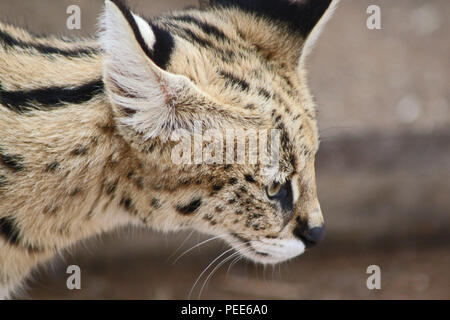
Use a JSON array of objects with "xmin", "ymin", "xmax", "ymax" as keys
[
  {"xmin": 266, "ymin": 181, "xmax": 282, "ymax": 199},
  {"xmin": 265, "ymin": 180, "xmax": 294, "ymax": 213}
]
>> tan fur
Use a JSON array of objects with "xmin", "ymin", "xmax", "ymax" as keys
[{"xmin": 0, "ymin": 0, "xmax": 338, "ymax": 298}]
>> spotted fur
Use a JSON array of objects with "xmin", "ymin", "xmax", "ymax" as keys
[{"xmin": 0, "ymin": 0, "xmax": 339, "ymax": 298}]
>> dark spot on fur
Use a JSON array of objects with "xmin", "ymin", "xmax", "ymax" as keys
[
  {"xmin": 136, "ymin": 177, "xmax": 144, "ymax": 190},
  {"xmin": 45, "ymin": 161, "xmax": 59, "ymax": 172},
  {"xmin": 147, "ymin": 143, "xmax": 156, "ymax": 153},
  {"xmin": 244, "ymin": 174, "xmax": 256, "ymax": 183},
  {"xmin": 43, "ymin": 204, "xmax": 58, "ymax": 215},
  {"xmin": 229, "ymin": 177, "xmax": 237, "ymax": 185},
  {"xmin": 0, "ymin": 217, "xmax": 41, "ymax": 252},
  {"xmin": 258, "ymin": 87, "xmax": 272, "ymax": 99},
  {"xmin": 249, "ymin": 213, "xmax": 264, "ymax": 219},
  {"xmin": 151, "ymin": 198, "xmax": 161, "ymax": 209},
  {"xmin": 228, "ymin": 198, "xmax": 236, "ymax": 204},
  {"xmin": 0, "ymin": 149, "xmax": 25, "ymax": 172},
  {"xmin": 176, "ymin": 198, "xmax": 202, "ymax": 215},
  {"xmin": 90, "ymin": 136, "xmax": 99, "ymax": 146},
  {"xmin": 120, "ymin": 197, "xmax": 132, "ymax": 210},
  {"xmin": 203, "ymin": 213, "xmax": 213, "ymax": 221},
  {"xmin": 235, "ymin": 209, "xmax": 243, "ymax": 215},
  {"xmin": 212, "ymin": 182, "xmax": 224, "ymax": 191},
  {"xmin": 178, "ymin": 178, "xmax": 191, "ymax": 186},
  {"xmin": 69, "ymin": 188, "xmax": 81, "ymax": 197},
  {"xmin": 0, "ymin": 175, "xmax": 7, "ymax": 188},
  {"xmin": 105, "ymin": 179, "xmax": 118, "ymax": 196},
  {"xmin": 0, "ymin": 217, "xmax": 20, "ymax": 246},
  {"xmin": 72, "ymin": 145, "xmax": 88, "ymax": 156},
  {"xmin": 253, "ymin": 223, "xmax": 266, "ymax": 231},
  {"xmin": 98, "ymin": 123, "xmax": 115, "ymax": 135},
  {"xmin": 127, "ymin": 170, "xmax": 134, "ymax": 179},
  {"xmin": 215, "ymin": 206, "xmax": 224, "ymax": 212}
]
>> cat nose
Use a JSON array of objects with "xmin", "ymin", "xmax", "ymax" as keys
[{"xmin": 293, "ymin": 223, "xmax": 325, "ymax": 248}]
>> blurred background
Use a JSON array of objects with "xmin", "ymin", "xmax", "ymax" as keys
[{"xmin": 1, "ymin": 0, "xmax": 448, "ymax": 299}]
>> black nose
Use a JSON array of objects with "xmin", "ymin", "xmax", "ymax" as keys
[{"xmin": 293, "ymin": 225, "xmax": 325, "ymax": 248}]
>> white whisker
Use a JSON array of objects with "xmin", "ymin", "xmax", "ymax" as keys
[
  {"xmin": 188, "ymin": 243, "xmax": 247, "ymax": 299},
  {"xmin": 166, "ymin": 230, "xmax": 195, "ymax": 263},
  {"xmin": 172, "ymin": 234, "xmax": 226, "ymax": 264},
  {"xmin": 198, "ymin": 251, "xmax": 241, "ymax": 299},
  {"xmin": 227, "ymin": 255, "xmax": 243, "ymax": 275}
]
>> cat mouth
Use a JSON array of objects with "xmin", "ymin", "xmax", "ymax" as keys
[{"xmin": 228, "ymin": 233, "xmax": 305, "ymax": 264}]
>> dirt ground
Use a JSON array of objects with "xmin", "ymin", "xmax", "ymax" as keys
[
  {"xmin": 1, "ymin": 0, "xmax": 449, "ymax": 299},
  {"xmin": 24, "ymin": 232, "xmax": 450, "ymax": 299}
]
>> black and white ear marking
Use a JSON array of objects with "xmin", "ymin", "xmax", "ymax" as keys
[
  {"xmin": 99, "ymin": 0, "xmax": 191, "ymax": 140},
  {"xmin": 100, "ymin": 0, "xmax": 174, "ymax": 70}
]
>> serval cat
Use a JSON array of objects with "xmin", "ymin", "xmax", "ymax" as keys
[{"xmin": 0, "ymin": 0, "xmax": 339, "ymax": 298}]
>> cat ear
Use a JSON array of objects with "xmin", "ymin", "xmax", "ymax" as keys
[
  {"xmin": 298, "ymin": 0, "xmax": 340, "ymax": 64},
  {"xmin": 208, "ymin": 0, "xmax": 339, "ymax": 64},
  {"xmin": 99, "ymin": 0, "xmax": 245, "ymax": 141}
]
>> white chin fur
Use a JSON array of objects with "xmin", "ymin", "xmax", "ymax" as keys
[{"xmin": 232, "ymin": 238, "xmax": 306, "ymax": 265}]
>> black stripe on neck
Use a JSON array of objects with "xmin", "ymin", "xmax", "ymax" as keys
[
  {"xmin": 0, "ymin": 79, "xmax": 104, "ymax": 113},
  {"xmin": 0, "ymin": 29, "xmax": 98, "ymax": 57}
]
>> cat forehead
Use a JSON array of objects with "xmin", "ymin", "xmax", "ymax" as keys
[
  {"xmin": 159, "ymin": 16, "xmax": 319, "ymax": 175},
  {"xmin": 100, "ymin": 0, "xmax": 329, "ymax": 165}
]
